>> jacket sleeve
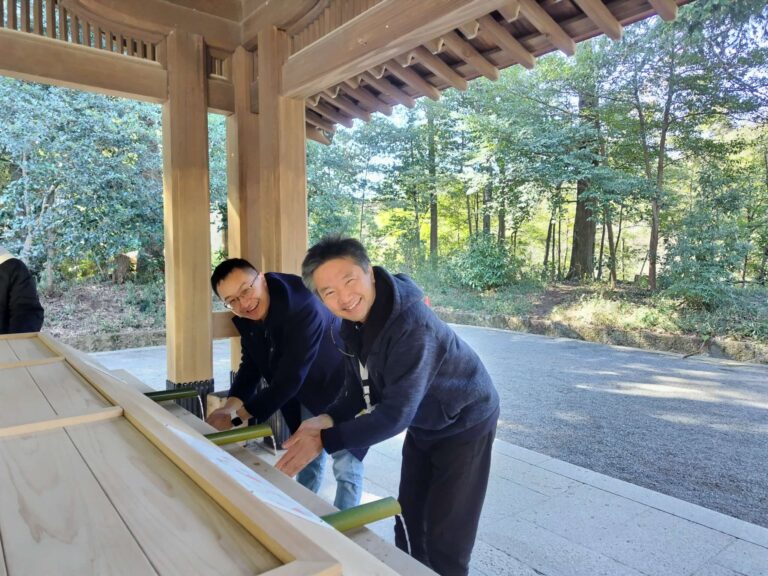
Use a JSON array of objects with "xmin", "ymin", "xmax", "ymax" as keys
[
  {"xmin": 242, "ymin": 303, "xmax": 325, "ymax": 423},
  {"xmin": 321, "ymin": 320, "xmax": 447, "ymax": 453},
  {"xmin": 228, "ymin": 334, "xmax": 263, "ymax": 404},
  {"xmin": 7, "ymin": 260, "xmax": 44, "ymax": 334},
  {"xmin": 325, "ymin": 360, "xmax": 365, "ymax": 423}
]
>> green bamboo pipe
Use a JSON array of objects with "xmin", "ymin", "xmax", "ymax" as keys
[
  {"xmin": 321, "ymin": 497, "xmax": 401, "ymax": 532},
  {"xmin": 204, "ymin": 424, "xmax": 274, "ymax": 446},
  {"xmin": 145, "ymin": 388, "xmax": 200, "ymax": 402}
]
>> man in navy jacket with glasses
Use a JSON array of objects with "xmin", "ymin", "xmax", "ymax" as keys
[{"xmin": 207, "ymin": 258, "xmax": 364, "ymax": 510}]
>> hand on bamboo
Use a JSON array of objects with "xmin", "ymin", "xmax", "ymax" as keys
[{"xmin": 276, "ymin": 415, "xmax": 333, "ymax": 477}]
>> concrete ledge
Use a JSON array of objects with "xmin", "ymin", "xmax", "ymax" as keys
[{"xmin": 433, "ymin": 307, "xmax": 768, "ymax": 365}]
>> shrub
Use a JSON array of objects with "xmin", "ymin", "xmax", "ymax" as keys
[{"xmin": 446, "ymin": 234, "xmax": 521, "ymax": 291}]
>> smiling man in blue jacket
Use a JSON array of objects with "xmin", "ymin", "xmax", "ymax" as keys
[
  {"xmin": 277, "ymin": 237, "xmax": 499, "ymax": 576},
  {"xmin": 206, "ymin": 258, "xmax": 364, "ymax": 510}
]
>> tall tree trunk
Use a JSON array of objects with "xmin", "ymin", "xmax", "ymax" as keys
[
  {"xmin": 567, "ymin": 89, "xmax": 598, "ymax": 280},
  {"xmin": 543, "ymin": 216, "xmax": 553, "ymax": 272},
  {"xmin": 427, "ymin": 111, "xmax": 438, "ymax": 267},
  {"xmin": 597, "ymin": 219, "xmax": 606, "ymax": 280},
  {"xmin": 465, "ymin": 188, "xmax": 473, "ymax": 236},
  {"xmin": 557, "ymin": 212, "xmax": 562, "ymax": 279},
  {"xmin": 604, "ymin": 206, "xmax": 617, "ymax": 288},
  {"xmin": 482, "ymin": 181, "xmax": 492, "ymax": 235},
  {"xmin": 497, "ymin": 198, "xmax": 506, "ymax": 244}
]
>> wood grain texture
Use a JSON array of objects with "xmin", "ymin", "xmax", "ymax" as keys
[
  {"xmin": 0, "ymin": 340, "xmax": 17, "ymax": 364},
  {"xmin": 0, "ymin": 428, "xmax": 156, "ymax": 575},
  {"xmin": 7, "ymin": 335, "xmax": 56, "ymax": 361},
  {"xmin": 27, "ymin": 360, "xmax": 112, "ymax": 416},
  {"xmin": 0, "ymin": 356, "xmax": 64, "ymax": 370},
  {"xmin": 66, "ymin": 418, "xmax": 282, "ymax": 575},
  {"xmin": 0, "ymin": 367, "xmax": 57, "ymax": 428},
  {"xmin": 0, "ymin": 406, "xmax": 122, "ymax": 439}
]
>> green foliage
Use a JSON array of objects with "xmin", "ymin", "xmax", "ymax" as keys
[{"xmin": 445, "ymin": 234, "xmax": 521, "ymax": 291}]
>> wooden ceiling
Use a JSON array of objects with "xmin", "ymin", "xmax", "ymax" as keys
[{"xmin": 0, "ymin": 0, "xmax": 692, "ymax": 143}]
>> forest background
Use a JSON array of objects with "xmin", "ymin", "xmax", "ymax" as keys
[{"xmin": 1, "ymin": 0, "xmax": 767, "ymax": 359}]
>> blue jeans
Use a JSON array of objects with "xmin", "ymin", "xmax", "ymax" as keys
[{"xmin": 295, "ymin": 405, "xmax": 364, "ymax": 510}]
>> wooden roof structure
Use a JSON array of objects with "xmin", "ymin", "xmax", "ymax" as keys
[{"xmin": 0, "ymin": 0, "xmax": 690, "ymax": 397}]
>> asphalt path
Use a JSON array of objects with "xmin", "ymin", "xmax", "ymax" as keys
[{"xmin": 452, "ymin": 325, "xmax": 768, "ymax": 528}]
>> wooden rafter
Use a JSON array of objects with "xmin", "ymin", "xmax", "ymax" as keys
[
  {"xmin": 477, "ymin": 14, "xmax": 534, "ymax": 69},
  {"xmin": 338, "ymin": 83, "xmax": 394, "ymax": 115},
  {"xmin": 497, "ymin": 0, "xmax": 520, "ymax": 21},
  {"xmin": 442, "ymin": 30, "xmax": 499, "ymax": 81},
  {"xmin": 518, "ymin": 0, "xmax": 576, "ymax": 56},
  {"xmin": 281, "ymin": 0, "xmax": 512, "ymax": 98},
  {"xmin": 385, "ymin": 59, "xmax": 441, "ymax": 101},
  {"xmin": 241, "ymin": 0, "xmax": 319, "ymax": 49},
  {"xmin": 308, "ymin": 100, "xmax": 355, "ymax": 128},
  {"xmin": 360, "ymin": 71, "xmax": 416, "ymax": 108},
  {"xmin": 412, "ymin": 45, "xmax": 468, "ymax": 91},
  {"xmin": 572, "ymin": 0, "xmax": 623, "ymax": 41},
  {"xmin": 320, "ymin": 91, "xmax": 372, "ymax": 121},
  {"xmin": 648, "ymin": 0, "xmax": 679, "ymax": 21}
]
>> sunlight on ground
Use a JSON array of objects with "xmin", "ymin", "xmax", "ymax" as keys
[{"xmin": 574, "ymin": 383, "xmax": 768, "ymax": 409}]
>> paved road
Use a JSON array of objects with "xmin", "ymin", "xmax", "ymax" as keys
[
  {"xmin": 453, "ymin": 325, "xmax": 768, "ymax": 528},
  {"xmin": 95, "ymin": 326, "xmax": 768, "ymax": 528}
]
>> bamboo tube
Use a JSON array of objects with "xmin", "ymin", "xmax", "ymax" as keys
[
  {"xmin": 321, "ymin": 497, "xmax": 402, "ymax": 532},
  {"xmin": 204, "ymin": 424, "xmax": 273, "ymax": 446}
]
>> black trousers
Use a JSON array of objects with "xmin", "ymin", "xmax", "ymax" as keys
[{"xmin": 394, "ymin": 424, "xmax": 496, "ymax": 576}]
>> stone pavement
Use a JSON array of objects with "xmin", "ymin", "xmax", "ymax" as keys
[{"xmin": 94, "ymin": 343, "xmax": 768, "ymax": 576}]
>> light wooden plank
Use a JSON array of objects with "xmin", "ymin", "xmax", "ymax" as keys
[
  {"xmin": 0, "ymin": 341, "xmax": 18, "ymax": 364},
  {"xmin": 498, "ymin": 0, "xmax": 520, "ymax": 21},
  {"xmin": 28, "ymin": 360, "xmax": 112, "ymax": 415},
  {"xmin": 0, "ymin": 28, "xmax": 167, "ymax": 103},
  {"xmin": 212, "ymin": 310, "xmax": 239, "ymax": 339},
  {"xmin": 282, "ymin": 0, "xmax": 511, "ymax": 98},
  {"xmin": 0, "ymin": 406, "xmax": 122, "ymax": 439},
  {"xmin": 0, "ymin": 428, "xmax": 157, "ymax": 575},
  {"xmin": 0, "ymin": 356, "xmax": 63, "ymax": 370},
  {"xmin": 40, "ymin": 334, "xmax": 401, "ymax": 575},
  {"xmin": 7, "ymin": 334, "xmax": 56, "ymax": 361},
  {"xmin": 66, "ymin": 418, "xmax": 281, "ymax": 574},
  {"xmin": 0, "ymin": 367, "xmax": 57, "ymax": 428}
]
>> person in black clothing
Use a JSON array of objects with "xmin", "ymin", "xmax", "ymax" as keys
[
  {"xmin": 277, "ymin": 237, "xmax": 499, "ymax": 576},
  {"xmin": 206, "ymin": 258, "xmax": 364, "ymax": 510},
  {"xmin": 0, "ymin": 246, "xmax": 44, "ymax": 334}
]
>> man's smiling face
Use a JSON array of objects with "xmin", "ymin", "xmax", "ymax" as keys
[{"xmin": 313, "ymin": 257, "xmax": 376, "ymax": 323}]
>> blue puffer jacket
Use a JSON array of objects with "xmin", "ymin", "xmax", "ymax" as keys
[{"xmin": 321, "ymin": 267, "xmax": 499, "ymax": 453}]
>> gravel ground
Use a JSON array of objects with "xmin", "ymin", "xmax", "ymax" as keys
[{"xmin": 454, "ymin": 325, "xmax": 768, "ymax": 528}]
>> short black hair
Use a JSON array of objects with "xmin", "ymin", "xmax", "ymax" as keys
[
  {"xmin": 302, "ymin": 235, "xmax": 370, "ymax": 293},
  {"xmin": 211, "ymin": 258, "xmax": 259, "ymax": 296}
]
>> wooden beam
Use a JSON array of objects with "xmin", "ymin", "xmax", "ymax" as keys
[
  {"xmin": 321, "ymin": 91, "xmax": 372, "ymax": 121},
  {"xmin": 498, "ymin": 0, "xmax": 520, "ymax": 21},
  {"xmin": 162, "ymin": 30, "xmax": 213, "ymax": 386},
  {"xmin": 0, "ymin": 406, "xmax": 123, "ymax": 439},
  {"xmin": 0, "ymin": 28, "xmax": 166, "ymax": 102},
  {"xmin": 306, "ymin": 125, "xmax": 332, "ymax": 145},
  {"xmin": 385, "ymin": 59, "xmax": 441, "ymax": 101},
  {"xmin": 241, "ymin": 0, "xmax": 318, "ymax": 49},
  {"xmin": 477, "ymin": 14, "xmax": 535, "ymax": 69},
  {"xmin": 308, "ymin": 100, "xmax": 354, "ymax": 128},
  {"xmin": 518, "ymin": 0, "xmax": 576, "ymax": 56},
  {"xmin": 412, "ymin": 45, "xmax": 468, "ymax": 91},
  {"xmin": 76, "ymin": 0, "xmax": 240, "ymax": 50},
  {"xmin": 648, "ymin": 0, "xmax": 678, "ymax": 21},
  {"xmin": 212, "ymin": 311, "xmax": 239, "ymax": 339},
  {"xmin": 360, "ymin": 71, "xmax": 416, "ymax": 108},
  {"xmin": 572, "ymin": 0, "xmax": 623, "ymax": 41},
  {"xmin": 338, "ymin": 83, "xmax": 394, "ymax": 115},
  {"xmin": 0, "ymin": 356, "xmax": 64, "ymax": 371},
  {"xmin": 257, "ymin": 26, "xmax": 308, "ymax": 275},
  {"xmin": 282, "ymin": 0, "xmax": 511, "ymax": 98},
  {"xmin": 442, "ymin": 30, "xmax": 499, "ymax": 81},
  {"xmin": 208, "ymin": 75, "xmax": 235, "ymax": 114}
]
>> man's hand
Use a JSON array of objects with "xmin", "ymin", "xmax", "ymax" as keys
[
  {"xmin": 205, "ymin": 397, "xmax": 246, "ymax": 431},
  {"xmin": 205, "ymin": 407, "xmax": 234, "ymax": 431},
  {"xmin": 276, "ymin": 414, "xmax": 333, "ymax": 477}
]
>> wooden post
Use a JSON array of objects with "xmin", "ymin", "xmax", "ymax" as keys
[
  {"xmin": 224, "ymin": 45, "xmax": 260, "ymax": 376},
  {"xmin": 257, "ymin": 26, "xmax": 307, "ymax": 274},
  {"xmin": 162, "ymin": 29, "xmax": 213, "ymax": 415}
]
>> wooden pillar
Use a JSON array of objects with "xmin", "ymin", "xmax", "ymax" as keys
[
  {"xmin": 224, "ymin": 46, "xmax": 260, "ymax": 376},
  {"xmin": 256, "ymin": 26, "xmax": 307, "ymax": 274},
  {"xmin": 162, "ymin": 29, "xmax": 213, "ymax": 414}
]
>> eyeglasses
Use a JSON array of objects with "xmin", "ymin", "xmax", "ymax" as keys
[{"xmin": 223, "ymin": 276, "xmax": 258, "ymax": 311}]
